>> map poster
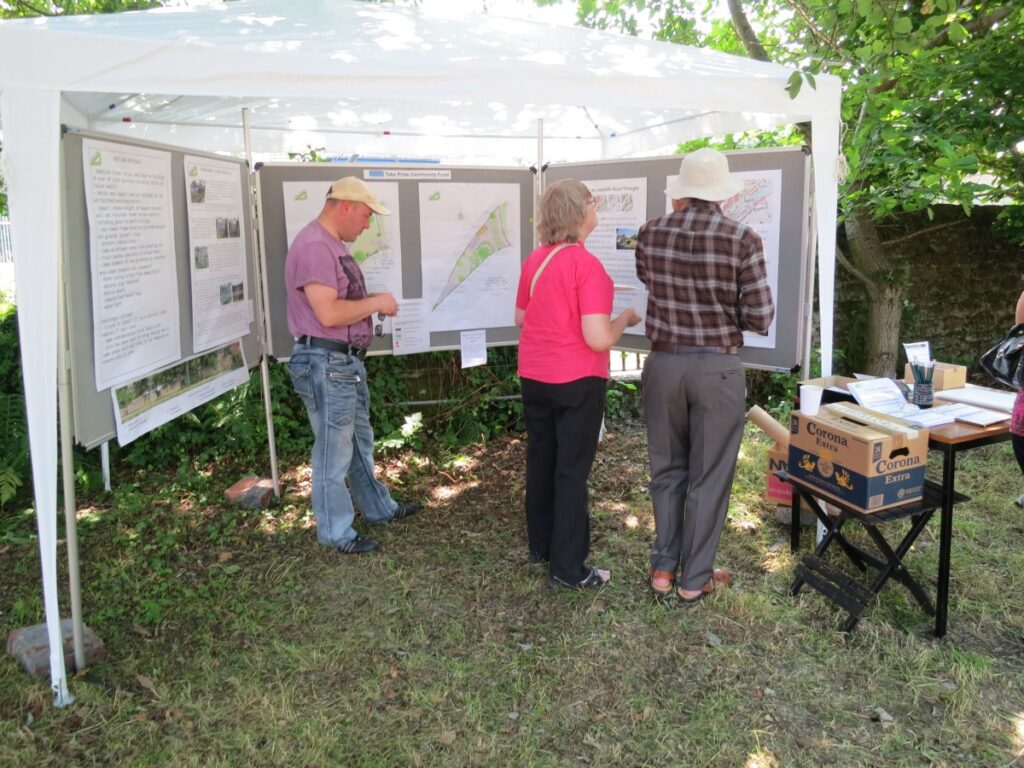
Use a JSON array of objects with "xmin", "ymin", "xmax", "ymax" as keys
[
  {"xmin": 418, "ymin": 182, "xmax": 521, "ymax": 333},
  {"xmin": 82, "ymin": 138, "xmax": 181, "ymax": 391},
  {"xmin": 664, "ymin": 169, "xmax": 782, "ymax": 349},
  {"xmin": 282, "ymin": 181, "xmax": 403, "ymax": 335},
  {"xmin": 184, "ymin": 155, "xmax": 250, "ymax": 352},
  {"xmin": 582, "ymin": 177, "xmax": 648, "ymax": 336}
]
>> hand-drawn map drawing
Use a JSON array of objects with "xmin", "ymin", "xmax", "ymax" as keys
[{"xmin": 419, "ymin": 183, "xmax": 521, "ymax": 332}]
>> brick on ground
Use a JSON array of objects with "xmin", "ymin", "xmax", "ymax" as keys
[
  {"xmin": 7, "ymin": 619, "xmax": 106, "ymax": 677},
  {"xmin": 225, "ymin": 476, "xmax": 275, "ymax": 509}
]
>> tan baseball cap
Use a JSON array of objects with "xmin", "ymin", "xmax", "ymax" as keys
[{"xmin": 326, "ymin": 177, "xmax": 391, "ymax": 215}]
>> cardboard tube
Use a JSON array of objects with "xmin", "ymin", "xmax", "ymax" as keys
[{"xmin": 746, "ymin": 405, "xmax": 789, "ymax": 447}]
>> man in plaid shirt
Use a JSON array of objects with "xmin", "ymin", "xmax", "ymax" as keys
[{"xmin": 636, "ymin": 148, "xmax": 774, "ymax": 602}]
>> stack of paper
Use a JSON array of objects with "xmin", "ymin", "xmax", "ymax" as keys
[
  {"xmin": 900, "ymin": 405, "xmax": 960, "ymax": 428},
  {"xmin": 845, "ymin": 378, "xmax": 919, "ymax": 420},
  {"xmin": 941, "ymin": 403, "xmax": 1010, "ymax": 427},
  {"xmin": 934, "ymin": 384, "xmax": 1015, "ymax": 414}
]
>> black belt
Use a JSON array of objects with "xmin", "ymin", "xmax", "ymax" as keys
[
  {"xmin": 296, "ymin": 335, "xmax": 368, "ymax": 359},
  {"xmin": 651, "ymin": 341, "xmax": 739, "ymax": 355}
]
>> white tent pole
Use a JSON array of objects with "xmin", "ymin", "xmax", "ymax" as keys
[
  {"xmin": 535, "ymin": 118, "xmax": 544, "ymax": 250},
  {"xmin": 57, "ymin": 241, "xmax": 86, "ymax": 670},
  {"xmin": 802, "ymin": 188, "xmax": 828, "ymax": 545},
  {"xmin": 1, "ymin": 86, "xmax": 73, "ymax": 706},
  {"xmin": 243, "ymin": 108, "xmax": 281, "ymax": 496},
  {"xmin": 100, "ymin": 442, "xmax": 111, "ymax": 492},
  {"xmin": 810, "ymin": 114, "xmax": 841, "ymax": 377},
  {"xmin": 802, "ymin": 188, "xmax": 818, "ymax": 376}
]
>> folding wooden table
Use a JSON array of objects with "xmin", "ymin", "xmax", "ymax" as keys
[{"xmin": 783, "ymin": 419, "xmax": 1011, "ymax": 636}]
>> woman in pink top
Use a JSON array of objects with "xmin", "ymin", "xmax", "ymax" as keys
[
  {"xmin": 1012, "ymin": 288, "xmax": 1024, "ymax": 508},
  {"xmin": 515, "ymin": 180, "xmax": 640, "ymax": 588}
]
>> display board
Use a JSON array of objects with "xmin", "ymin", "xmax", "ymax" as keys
[
  {"xmin": 62, "ymin": 129, "xmax": 262, "ymax": 449},
  {"xmin": 546, "ymin": 147, "xmax": 812, "ymax": 371},
  {"xmin": 256, "ymin": 164, "xmax": 536, "ymax": 359}
]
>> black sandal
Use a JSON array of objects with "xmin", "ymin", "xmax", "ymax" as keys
[{"xmin": 549, "ymin": 564, "xmax": 609, "ymax": 589}]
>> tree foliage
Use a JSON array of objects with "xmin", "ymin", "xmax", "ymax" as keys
[
  {"xmin": 0, "ymin": 0, "xmax": 158, "ymax": 17},
  {"xmin": 559, "ymin": 0, "xmax": 1024, "ymax": 373}
]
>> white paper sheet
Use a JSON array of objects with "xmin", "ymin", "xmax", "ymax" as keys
[
  {"xmin": 111, "ymin": 340, "xmax": 249, "ymax": 445},
  {"xmin": 460, "ymin": 329, "xmax": 488, "ymax": 368},
  {"xmin": 83, "ymin": 138, "xmax": 180, "ymax": 390},
  {"xmin": 583, "ymin": 177, "xmax": 648, "ymax": 335},
  {"xmin": 846, "ymin": 377, "xmax": 920, "ymax": 419},
  {"xmin": 391, "ymin": 298, "xmax": 430, "ymax": 355},
  {"xmin": 420, "ymin": 183, "xmax": 520, "ymax": 333},
  {"xmin": 184, "ymin": 155, "xmax": 250, "ymax": 351}
]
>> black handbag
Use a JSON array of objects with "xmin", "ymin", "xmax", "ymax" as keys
[{"xmin": 979, "ymin": 322, "xmax": 1024, "ymax": 388}]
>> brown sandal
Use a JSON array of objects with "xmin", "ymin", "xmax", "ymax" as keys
[
  {"xmin": 677, "ymin": 568, "xmax": 732, "ymax": 603},
  {"xmin": 649, "ymin": 569, "xmax": 675, "ymax": 595}
]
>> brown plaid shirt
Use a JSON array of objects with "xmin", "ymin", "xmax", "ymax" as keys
[{"xmin": 635, "ymin": 199, "xmax": 774, "ymax": 347}]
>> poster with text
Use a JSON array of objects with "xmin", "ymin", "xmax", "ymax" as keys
[
  {"xmin": 111, "ymin": 341, "xmax": 249, "ymax": 446},
  {"xmin": 663, "ymin": 169, "xmax": 782, "ymax": 349},
  {"xmin": 419, "ymin": 182, "xmax": 520, "ymax": 333},
  {"xmin": 184, "ymin": 155, "xmax": 250, "ymax": 351},
  {"xmin": 282, "ymin": 181, "xmax": 403, "ymax": 335},
  {"xmin": 583, "ymin": 178, "xmax": 648, "ymax": 335},
  {"xmin": 83, "ymin": 138, "xmax": 180, "ymax": 390}
]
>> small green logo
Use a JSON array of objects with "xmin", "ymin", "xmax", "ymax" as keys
[
  {"xmin": 188, "ymin": 165, "xmax": 198, "ymax": 176},
  {"xmin": 90, "ymin": 151, "xmax": 102, "ymax": 166},
  {"xmin": 429, "ymin": 191, "xmax": 441, "ymax": 201},
  {"xmin": 295, "ymin": 191, "xmax": 308, "ymax": 201}
]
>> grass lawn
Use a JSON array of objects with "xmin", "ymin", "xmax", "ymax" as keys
[{"xmin": 1, "ymin": 417, "xmax": 1023, "ymax": 767}]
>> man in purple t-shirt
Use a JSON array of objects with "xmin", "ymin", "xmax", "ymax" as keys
[{"xmin": 285, "ymin": 177, "xmax": 419, "ymax": 554}]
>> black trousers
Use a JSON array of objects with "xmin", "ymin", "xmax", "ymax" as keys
[
  {"xmin": 521, "ymin": 376, "xmax": 607, "ymax": 583},
  {"xmin": 1013, "ymin": 433, "xmax": 1024, "ymax": 477}
]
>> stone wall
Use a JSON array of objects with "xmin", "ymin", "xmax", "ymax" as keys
[{"xmin": 834, "ymin": 205, "xmax": 1024, "ymax": 376}]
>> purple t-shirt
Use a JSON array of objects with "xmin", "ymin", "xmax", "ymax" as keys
[{"xmin": 284, "ymin": 219, "xmax": 372, "ymax": 347}]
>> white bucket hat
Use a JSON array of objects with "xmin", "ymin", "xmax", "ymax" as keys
[{"xmin": 665, "ymin": 148, "xmax": 744, "ymax": 202}]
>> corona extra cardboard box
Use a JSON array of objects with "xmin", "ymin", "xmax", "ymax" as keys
[{"xmin": 788, "ymin": 403, "xmax": 929, "ymax": 512}]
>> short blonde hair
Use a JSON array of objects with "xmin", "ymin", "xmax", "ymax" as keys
[{"xmin": 537, "ymin": 180, "xmax": 591, "ymax": 244}]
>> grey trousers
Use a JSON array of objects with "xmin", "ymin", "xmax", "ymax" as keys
[{"xmin": 643, "ymin": 350, "xmax": 745, "ymax": 591}]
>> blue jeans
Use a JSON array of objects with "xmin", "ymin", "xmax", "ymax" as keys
[{"xmin": 288, "ymin": 344, "xmax": 397, "ymax": 547}]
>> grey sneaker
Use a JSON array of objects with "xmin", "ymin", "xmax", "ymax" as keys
[
  {"xmin": 392, "ymin": 501, "xmax": 420, "ymax": 520},
  {"xmin": 337, "ymin": 535, "xmax": 378, "ymax": 554}
]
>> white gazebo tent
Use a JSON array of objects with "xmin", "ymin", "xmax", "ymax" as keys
[{"xmin": 0, "ymin": 0, "xmax": 841, "ymax": 704}]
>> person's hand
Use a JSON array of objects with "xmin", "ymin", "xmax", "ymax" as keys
[
  {"xmin": 622, "ymin": 308, "xmax": 642, "ymax": 327},
  {"xmin": 373, "ymin": 292, "xmax": 399, "ymax": 317}
]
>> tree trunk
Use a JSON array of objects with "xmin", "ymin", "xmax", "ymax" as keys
[
  {"xmin": 844, "ymin": 205, "xmax": 903, "ymax": 377},
  {"xmin": 864, "ymin": 282, "xmax": 902, "ymax": 377}
]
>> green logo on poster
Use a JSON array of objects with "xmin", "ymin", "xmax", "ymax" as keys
[
  {"xmin": 295, "ymin": 191, "xmax": 308, "ymax": 201},
  {"xmin": 90, "ymin": 151, "xmax": 102, "ymax": 166},
  {"xmin": 189, "ymin": 165, "xmax": 198, "ymax": 176},
  {"xmin": 429, "ymin": 191, "xmax": 441, "ymax": 201}
]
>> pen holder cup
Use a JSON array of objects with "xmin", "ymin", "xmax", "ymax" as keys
[{"xmin": 912, "ymin": 383, "xmax": 934, "ymax": 408}]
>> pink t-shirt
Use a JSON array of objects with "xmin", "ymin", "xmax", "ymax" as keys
[
  {"xmin": 516, "ymin": 242, "xmax": 614, "ymax": 383},
  {"xmin": 1011, "ymin": 389, "xmax": 1024, "ymax": 437},
  {"xmin": 285, "ymin": 220, "xmax": 372, "ymax": 346}
]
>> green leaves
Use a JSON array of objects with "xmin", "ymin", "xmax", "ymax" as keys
[
  {"xmin": 947, "ymin": 22, "xmax": 969, "ymax": 43},
  {"xmin": 787, "ymin": 71, "xmax": 803, "ymax": 99},
  {"xmin": 786, "ymin": 70, "xmax": 817, "ymax": 99}
]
